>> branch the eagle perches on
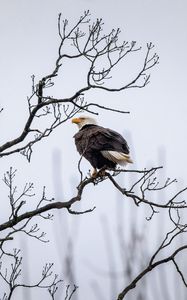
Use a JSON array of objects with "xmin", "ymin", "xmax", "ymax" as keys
[
  {"xmin": 0, "ymin": 10, "xmax": 187, "ymax": 300},
  {"xmin": 0, "ymin": 166, "xmax": 186, "ymax": 234},
  {"xmin": 1, "ymin": 166, "xmax": 187, "ymax": 299}
]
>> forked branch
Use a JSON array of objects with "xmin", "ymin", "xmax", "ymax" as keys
[
  {"xmin": 0, "ymin": 167, "xmax": 186, "ymax": 234},
  {"xmin": 0, "ymin": 11, "xmax": 158, "ymax": 161},
  {"xmin": 117, "ymin": 245, "xmax": 187, "ymax": 300}
]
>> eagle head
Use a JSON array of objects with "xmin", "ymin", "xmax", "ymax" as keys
[{"xmin": 71, "ymin": 116, "xmax": 97, "ymax": 129}]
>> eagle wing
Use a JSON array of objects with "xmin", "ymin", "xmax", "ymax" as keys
[
  {"xmin": 89, "ymin": 126, "xmax": 129, "ymax": 153},
  {"xmin": 74, "ymin": 125, "xmax": 132, "ymax": 166},
  {"xmin": 91, "ymin": 127, "xmax": 132, "ymax": 165}
]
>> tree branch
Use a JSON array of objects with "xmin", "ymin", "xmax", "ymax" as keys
[{"xmin": 117, "ymin": 245, "xmax": 187, "ymax": 300}]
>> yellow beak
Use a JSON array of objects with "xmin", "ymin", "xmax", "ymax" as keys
[{"xmin": 72, "ymin": 117, "xmax": 81, "ymax": 124}]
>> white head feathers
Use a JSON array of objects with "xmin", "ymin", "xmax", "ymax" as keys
[{"xmin": 72, "ymin": 115, "xmax": 97, "ymax": 129}]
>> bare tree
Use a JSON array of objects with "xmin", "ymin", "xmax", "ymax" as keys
[{"xmin": 0, "ymin": 10, "xmax": 186, "ymax": 300}]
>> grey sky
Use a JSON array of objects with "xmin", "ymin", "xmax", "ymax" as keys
[
  {"xmin": 0, "ymin": 0, "xmax": 187, "ymax": 179},
  {"xmin": 0, "ymin": 0, "xmax": 187, "ymax": 299}
]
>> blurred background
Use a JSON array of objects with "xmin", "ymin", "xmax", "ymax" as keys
[{"xmin": 0, "ymin": 0, "xmax": 187, "ymax": 299}]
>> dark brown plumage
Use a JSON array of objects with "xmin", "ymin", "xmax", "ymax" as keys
[{"xmin": 72, "ymin": 116, "xmax": 133, "ymax": 173}]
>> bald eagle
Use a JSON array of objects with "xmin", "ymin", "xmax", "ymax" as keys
[{"xmin": 72, "ymin": 116, "xmax": 133, "ymax": 176}]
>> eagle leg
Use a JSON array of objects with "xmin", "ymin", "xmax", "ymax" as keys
[
  {"xmin": 91, "ymin": 166, "xmax": 107, "ymax": 178},
  {"xmin": 98, "ymin": 169, "xmax": 106, "ymax": 177},
  {"xmin": 97, "ymin": 165, "xmax": 108, "ymax": 177},
  {"xmin": 91, "ymin": 168, "xmax": 98, "ymax": 178}
]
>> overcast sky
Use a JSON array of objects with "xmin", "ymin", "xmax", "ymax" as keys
[
  {"xmin": 0, "ymin": 1, "xmax": 187, "ymax": 299},
  {"xmin": 1, "ymin": 0, "xmax": 187, "ymax": 179}
]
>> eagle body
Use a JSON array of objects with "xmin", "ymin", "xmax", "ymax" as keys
[
  {"xmin": 72, "ymin": 117, "xmax": 133, "ymax": 172},
  {"xmin": 74, "ymin": 124, "xmax": 118, "ymax": 169}
]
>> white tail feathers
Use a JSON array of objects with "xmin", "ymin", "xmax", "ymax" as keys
[{"xmin": 101, "ymin": 150, "xmax": 133, "ymax": 166}]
